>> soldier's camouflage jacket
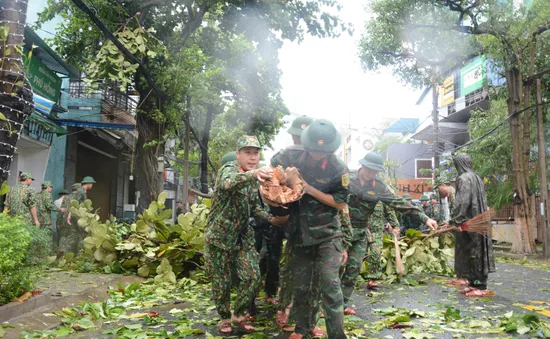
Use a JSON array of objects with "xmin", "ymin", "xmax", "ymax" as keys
[
  {"xmin": 5, "ymin": 183, "xmax": 36, "ymax": 224},
  {"xmin": 205, "ymin": 160, "xmax": 270, "ymax": 251},
  {"xmin": 348, "ymin": 172, "xmax": 429, "ymax": 229},
  {"xmin": 270, "ymin": 146, "xmax": 351, "ymax": 249},
  {"xmin": 37, "ymin": 190, "xmax": 60, "ymax": 226}
]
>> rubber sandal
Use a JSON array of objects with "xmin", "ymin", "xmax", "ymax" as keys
[
  {"xmin": 344, "ymin": 307, "xmax": 357, "ymax": 315},
  {"xmin": 465, "ymin": 289, "xmax": 495, "ymax": 297},
  {"xmin": 231, "ymin": 315, "xmax": 255, "ymax": 333},
  {"xmin": 310, "ymin": 326, "xmax": 325, "ymax": 337},
  {"xmin": 458, "ymin": 287, "xmax": 473, "ymax": 294},
  {"xmin": 445, "ymin": 278, "xmax": 469, "ymax": 286},
  {"xmin": 218, "ymin": 320, "xmax": 232, "ymax": 334},
  {"xmin": 276, "ymin": 310, "xmax": 289, "ymax": 327}
]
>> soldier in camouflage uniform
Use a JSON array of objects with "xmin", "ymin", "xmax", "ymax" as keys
[
  {"xmin": 59, "ymin": 177, "xmax": 95, "ymax": 255},
  {"xmin": 345, "ymin": 152, "xmax": 438, "ymax": 312},
  {"xmin": 429, "ymin": 193, "xmax": 444, "ymax": 223},
  {"xmin": 4, "ymin": 172, "xmax": 40, "ymax": 227},
  {"xmin": 204, "ymin": 136, "xmax": 285, "ymax": 334},
  {"xmin": 37, "ymin": 181, "xmax": 66, "ymax": 246},
  {"xmin": 364, "ymin": 202, "xmax": 400, "ymax": 287},
  {"xmin": 270, "ymin": 119, "xmax": 351, "ymax": 339},
  {"xmin": 420, "ymin": 195, "xmax": 430, "ymax": 214},
  {"xmin": 276, "ymin": 115, "xmax": 326, "ymax": 337}
]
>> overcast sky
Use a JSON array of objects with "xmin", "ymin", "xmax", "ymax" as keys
[{"xmin": 264, "ymin": 0, "xmax": 432, "ymax": 160}]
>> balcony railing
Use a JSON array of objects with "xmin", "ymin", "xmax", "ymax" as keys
[{"xmin": 67, "ymin": 80, "xmax": 138, "ymax": 114}]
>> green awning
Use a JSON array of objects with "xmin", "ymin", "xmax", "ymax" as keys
[{"xmin": 28, "ymin": 112, "xmax": 68, "ymax": 136}]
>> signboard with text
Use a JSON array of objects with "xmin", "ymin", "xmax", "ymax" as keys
[
  {"xmin": 460, "ymin": 56, "xmax": 485, "ymax": 96},
  {"xmin": 440, "ymin": 75, "xmax": 455, "ymax": 106},
  {"xmin": 397, "ymin": 179, "xmax": 433, "ymax": 199},
  {"xmin": 24, "ymin": 53, "xmax": 62, "ymax": 103}
]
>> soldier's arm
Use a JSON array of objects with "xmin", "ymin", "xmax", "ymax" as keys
[
  {"xmin": 28, "ymin": 191, "xmax": 39, "ymax": 226},
  {"xmin": 384, "ymin": 204, "xmax": 400, "ymax": 229},
  {"xmin": 340, "ymin": 205, "xmax": 353, "ymax": 250},
  {"xmin": 218, "ymin": 164, "xmax": 258, "ymax": 191},
  {"xmin": 45, "ymin": 194, "xmax": 60, "ymax": 212},
  {"xmin": 251, "ymin": 189, "xmax": 270, "ymax": 223}
]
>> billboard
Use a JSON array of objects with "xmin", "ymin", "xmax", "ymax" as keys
[
  {"xmin": 440, "ymin": 75, "xmax": 455, "ymax": 107},
  {"xmin": 460, "ymin": 56, "xmax": 486, "ymax": 96},
  {"xmin": 24, "ymin": 53, "xmax": 62, "ymax": 103}
]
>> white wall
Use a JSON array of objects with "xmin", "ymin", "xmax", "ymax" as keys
[{"xmin": 8, "ymin": 136, "xmax": 51, "ymax": 191}]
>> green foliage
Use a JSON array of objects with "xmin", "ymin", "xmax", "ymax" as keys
[
  {"xmin": 0, "ymin": 214, "xmax": 51, "ymax": 304},
  {"xmin": 362, "ymin": 230, "xmax": 455, "ymax": 282}
]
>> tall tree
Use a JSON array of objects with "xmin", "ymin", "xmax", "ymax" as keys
[
  {"xmin": 359, "ymin": 0, "xmax": 550, "ymax": 254},
  {"xmin": 37, "ymin": 0, "xmax": 349, "ymax": 208},
  {"xmin": 0, "ymin": 0, "xmax": 34, "ymax": 188}
]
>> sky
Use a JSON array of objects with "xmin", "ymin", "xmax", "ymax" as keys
[{"xmin": 264, "ymin": 0, "xmax": 432, "ymax": 160}]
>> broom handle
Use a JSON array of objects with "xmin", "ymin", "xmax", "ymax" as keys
[{"xmin": 394, "ymin": 233, "xmax": 404, "ymax": 274}]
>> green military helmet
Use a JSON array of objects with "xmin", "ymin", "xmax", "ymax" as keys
[
  {"xmin": 402, "ymin": 193, "xmax": 412, "ymax": 200},
  {"xmin": 420, "ymin": 195, "xmax": 429, "ymax": 201},
  {"xmin": 58, "ymin": 189, "xmax": 69, "ymax": 195},
  {"xmin": 20, "ymin": 172, "xmax": 34, "ymax": 181},
  {"xmin": 301, "ymin": 119, "xmax": 341, "ymax": 154},
  {"xmin": 287, "ymin": 115, "xmax": 314, "ymax": 136},
  {"xmin": 236, "ymin": 135, "xmax": 261, "ymax": 151},
  {"xmin": 221, "ymin": 151, "xmax": 237, "ymax": 165},
  {"xmin": 81, "ymin": 176, "xmax": 96, "ymax": 184},
  {"xmin": 176, "ymin": 199, "xmax": 183, "ymax": 204},
  {"xmin": 430, "ymin": 193, "xmax": 438, "ymax": 200},
  {"xmin": 42, "ymin": 180, "xmax": 53, "ymax": 189},
  {"xmin": 359, "ymin": 152, "xmax": 385, "ymax": 172}
]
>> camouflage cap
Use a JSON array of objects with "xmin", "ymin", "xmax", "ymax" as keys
[
  {"xmin": 42, "ymin": 181, "xmax": 53, "ymax": 189},
  {"xmin": 402, "ymin": 193, "xmax": 412, "ymax": 200},
  {"xmin": 81, "ymin": 176, "xmax": 96, "ymax": 184},
  {"xmin": 236, "ymin": 135, "xmax": 261, "ymax": 151},
  {"xmin": 19, "ymin": 172, "xmax": 34, "ymax": 181},
  {"xmin": 301, "ymin": 119, "xmax": 341, "ymax": 153},
  {"xmin": 420, "ymin": 195, "xmax": 429, "ymax": 201},
  {"xmin": 287, "ymin": 115, "xmax": 314, "ymax": 136},
  {"xmin": 221, "ymin": 151, "xmax": 237, "ymax": 165}
]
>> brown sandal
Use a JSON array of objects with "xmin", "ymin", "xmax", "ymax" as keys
[
  {"xmin": 445, "ymin": 278, "xmax": 469, "ymax": 286},
  {"xmin": 458, "ymin": 287, "xmax": 473, "ymax": 294},
  {"xmin": 465, "ymin": 289, "xmax": 494, "ymax": 297},
  {"xmin": 218, "ymin": 320, "xmax": 232, "ymax": 334}
]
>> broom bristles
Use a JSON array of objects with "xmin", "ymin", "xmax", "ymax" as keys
[{"xmin": 461, "ymin": 209, "xmax": 495, "ymax": 234}]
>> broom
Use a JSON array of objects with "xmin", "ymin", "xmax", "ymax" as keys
[
  {"xmin": 426, "ymin": 208, "xmax": 495, "ymax": 238},
  {"xmin": 393, "ymin": 233, "xmax": 404, "ymax": 275}
]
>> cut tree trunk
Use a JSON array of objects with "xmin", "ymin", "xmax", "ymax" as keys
[
  {"xmin": 507, "ymin": 67, "xmax": 536, "ymax": 254},
  {"xmin": 199, "ymin": 104, "xmax": 214, "ymax": 194}
]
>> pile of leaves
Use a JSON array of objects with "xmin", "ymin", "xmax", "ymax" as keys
[
  {"xmin": 0, "ymin": 213, "xmax": 52, "ymax": 304},
  {"xmin": 362, "ymin": 229, "xmax": 455, "ymax": 282},
  {"xmin": 66, "ymin": 192, "xmax": 209, "ymax": 281}
]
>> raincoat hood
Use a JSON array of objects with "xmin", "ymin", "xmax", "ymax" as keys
[{"xmin": 453, "ymin": 153, "xmax": 473, "ymax": 175}]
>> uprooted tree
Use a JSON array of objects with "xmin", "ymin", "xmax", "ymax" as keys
[{"xmin": 359, "ymin": 0, "xmax": 550, "ymax": 254}]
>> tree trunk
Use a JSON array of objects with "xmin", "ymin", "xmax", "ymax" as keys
[
  {"xmin": 135, "ymin": 68, "xmax": 163, "ymax": 212},
  {"xmin": 507, "ymin": 67, "xmax": 537, "ymax": 254},
  {"xmin": 199, "ymin": 104, "xmax": 214, "ymax": 193},
  {"xmin": 0, "ymin": 0, "xmax": 33, "ymax": 184}
]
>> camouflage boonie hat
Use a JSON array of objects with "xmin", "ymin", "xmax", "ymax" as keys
[
  {"xmin": 287, "ymin": 115, "xmax": 314, "ymax": 136},
  {"xmin": 236, "ymin": 135, "xmax": 261, "ymax": 151},
  {"xmin": 301, "ymin": 119, "xmax": 341, "ymax": 153},
  {"xmin": 420, "ymin": 195, "xmax": 429, "ymax": 201},
  {"xmin": 402, "ymin": 193, "xmax": 412, "ymax": 200},
  {"xmin": 430, "ymin": 193, "xmax": 438, "ymax": 200},
  {"xmin": 221, "ymin": 151, "xmax": 237, "ymax": 165},
  {"xmin": 20, "ymin": 172, "xmax": 34, "ymax": 181},
  {"xmin": 42, "ymin": 181, "xmax": 53, "ymax": 189}
]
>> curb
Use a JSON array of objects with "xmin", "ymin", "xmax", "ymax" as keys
[{"xmin": 1, "ymin": 274, "xmax": 143, "ymax": 339}]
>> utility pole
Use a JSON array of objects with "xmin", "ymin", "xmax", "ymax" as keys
[
  {"xmin": 182, "ymin": 95, "xmax": 191, "ymax": 214},
  {"xmin": 536, "ymin": 79, "xmax": 549, "ymax": 258},
  {"xmin": 432, "ymin": 81, "xmax": 440, "ymax": 169}
]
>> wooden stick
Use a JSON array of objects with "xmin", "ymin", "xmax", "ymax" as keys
[{"xmin": 394, "ymin": 234, "xmax": 404, "ymax": 275}]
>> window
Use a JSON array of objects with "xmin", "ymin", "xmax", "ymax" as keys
[{"xmin": 416, "ymin": 159, "xmax": 433, "ymax": 179}]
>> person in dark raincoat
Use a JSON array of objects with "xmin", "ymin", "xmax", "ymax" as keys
[{"xmin": 447, "ymin": 153, "xmax": 495, "ymax": 297}]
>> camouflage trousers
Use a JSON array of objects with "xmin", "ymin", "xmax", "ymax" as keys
[
  {"xmin": 365, "ymin": 229, "xmax": 384, "ymax": 280},
  {"xmin": 204, "ymin": 242, "xmax": 260, "ymax": 319},
  {"xmin": 58, "ymin": 223, "xmax": 85, "ymax": 255},
  {"xmin": 292, "ymin": 239, "xmax": 346, "ymax": 339},
  {"xmin": 278, "ymin": 240, "xmax": 323, "ymax": 325},
  {"xmin": 340, "ymin": 236, "xmax": 368, "ymax": 306}
]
